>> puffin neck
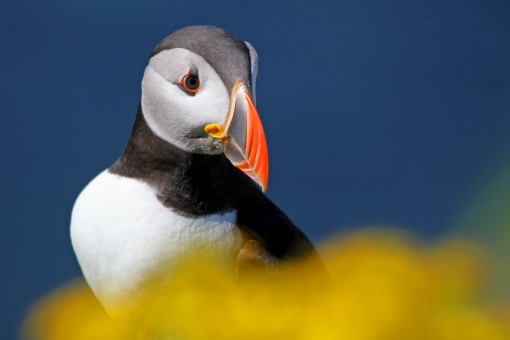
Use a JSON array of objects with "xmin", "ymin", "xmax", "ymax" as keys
[{"xmin": 109, "ymin": 106, "xmax": 239, "ymax": 216}]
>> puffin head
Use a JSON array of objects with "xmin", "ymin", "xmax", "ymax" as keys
[{"xmin": 141, "ymin": 26, "xmax": 268, "ymax": 191}]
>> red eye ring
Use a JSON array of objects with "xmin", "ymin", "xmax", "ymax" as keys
[{"xmin": 179, "ymin": 68, "xmax": 200, "ymax": 94}]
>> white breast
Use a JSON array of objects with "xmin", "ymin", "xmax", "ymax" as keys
[{"xmin": 70, "ymin": 170, "xmax": 242, "ymax": 311}]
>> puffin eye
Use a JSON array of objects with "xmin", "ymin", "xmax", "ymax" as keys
[{"xmin": 179, "ymin": 67, "xmax": 200, "ymax": 94}]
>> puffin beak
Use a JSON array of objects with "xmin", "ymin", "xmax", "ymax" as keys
[{"xmin": 205, "ymin": 82, "xmax": 269, "ymax": 192}]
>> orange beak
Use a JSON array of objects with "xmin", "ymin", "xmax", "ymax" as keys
[{"xmin": 205, "ymin": 82, "xmax": 269, "ymax": 192}]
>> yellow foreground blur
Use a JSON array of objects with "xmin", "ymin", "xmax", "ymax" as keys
[{"xmin": 21, "ymin": 229, "xmax": 510, "ymax": 339}]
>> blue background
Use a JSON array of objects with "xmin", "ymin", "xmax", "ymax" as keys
[{"xmin": 2, "ymin": 1, "xmax": 510, "ymax": 338}]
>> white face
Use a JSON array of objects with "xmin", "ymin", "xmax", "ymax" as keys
[{"xmin": 141, "ymin": 48, "xmax": 230, "ymax": 154}]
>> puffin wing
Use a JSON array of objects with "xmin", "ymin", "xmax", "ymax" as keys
[{"xmin": 234, "ymin": 184, "xmax": 328, "ymax": 279}]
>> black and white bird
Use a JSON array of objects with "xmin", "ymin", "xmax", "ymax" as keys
[{"xmin": 71, "ymin": 26, "xmax": 326, "ymax": 312}]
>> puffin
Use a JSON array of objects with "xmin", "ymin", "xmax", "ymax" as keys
[{"xmin": 70, "ymin": 26, "xmax": 327, "ymax": 313}]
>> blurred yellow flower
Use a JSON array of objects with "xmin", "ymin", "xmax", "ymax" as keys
[{"xmin": 21, "ymin": 229, "xmax": 510, "ymax": 340}]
